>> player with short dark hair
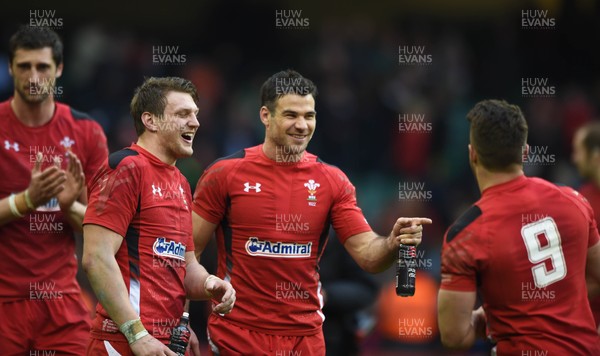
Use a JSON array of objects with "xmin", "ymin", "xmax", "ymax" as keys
[
  {"xmin": 438, "ymin": 99, "xmax": 600, "ymax": 354},
  {"xmin": 192, "ymin": 69, "xmax": 431, "ymax": 355},
  {"xmin": 83, "ymin": 76, "xmax": 236, "ymax": 355},
  {"xmin": 0, "ymin": 25, "xmax": 108, "ymax": 354}
]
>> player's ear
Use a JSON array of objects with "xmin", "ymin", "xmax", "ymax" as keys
[
  {"xmin": 141, "ymin": 112, "xmax": 159, "ymax": 133},
  {"xmin": 468, "ymin": 144, "xmax": 477, "ymax": 164},
  {"xmin": 55, "ymin": 62, "xmax": 64, "ymax": 78},
  {"xmin": 522, "ymin": 144, "xmax": 529, "ymax": 157},
  {"xmin": 259, "ymin": 106, "xmax": 271, "ymax": 128}
]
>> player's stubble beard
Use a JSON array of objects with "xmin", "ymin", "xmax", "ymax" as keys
[
  {"xmin": 278, "ymin": 133, "xmax": 312, "ymax": 162},
  {"xmin": 15, "ymin": 80, "xmax": 52, "ymax": 104}
]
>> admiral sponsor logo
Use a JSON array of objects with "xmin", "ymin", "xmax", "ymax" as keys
[
  {"xmin": 153, "ymin": 237, "xmax": 186, "ymax": 261},
  {"xmin": 246, "ymin": 237, "xmax": 312, "ymax": 258}
]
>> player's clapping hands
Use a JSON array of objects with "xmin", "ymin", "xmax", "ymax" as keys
[
  {"xmin": 27, "ymin": 152, "xmax": 67, "ymax": 207},
  {"xmin": 204, "ymin": 275, "xmax": 236, "ymax": 314},
  {"xmin": 388, "ymin": 217, "xmax": 433, "ymax": 248},
  {"xmin": 57, "ymin": 152, "xmax": 85, "ymax": 211}
]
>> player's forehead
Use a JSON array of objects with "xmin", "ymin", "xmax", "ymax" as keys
[
  {"xmin": 274, "ymin": 94, "xmax": 315, "ymax": 114},
  {"xmin": 12, "ymin": 47, "xmax": 54, "ymax": 65},
  {"xmin": 164, "ymin": 90, "xmax": 198, "ymax": 113}
]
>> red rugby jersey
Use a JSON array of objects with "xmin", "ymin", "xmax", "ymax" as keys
[
  {"xmin": 84, "ymin": 144, "xmax": 194, "ymax": 342},
  {"xmin": 578, "ymin": 182, "xmax": 600, "ymax": 328},
  {"xmin": 441, "ymin": 176, "xmax": 600, "ymax": 354},
  {"xmin": 0, "ymin": 99, "xmax": 107, "ymax": 300},
  {"xmin": 192, "ymin": 145, "xmax": 372, "ymax": 336}
]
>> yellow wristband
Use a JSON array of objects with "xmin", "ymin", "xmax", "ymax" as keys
[{"xmin": 24, "ymin": 189, "xmax": 35, "ymax": 210}]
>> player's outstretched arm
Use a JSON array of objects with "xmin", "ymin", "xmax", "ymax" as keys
[
  {"xmin": 0, "ymin": 152, "xmax": 66, "ymax": 226},
  {"xmin": 343, "ymin": 217, "xmax": 432, "ymax": 273},
  {"xmin": 184, "ymin": 251, "xmax": 236, "ymax": 314},
  {"xmin": 83, "ymin": 224, "xmax": 175, "ymax": 355},
  {"xmin": 437, "ymin": 289, "xmax": 481, "ymax": 350}
]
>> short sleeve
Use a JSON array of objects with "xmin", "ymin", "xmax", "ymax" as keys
[
  {"xmin": 83, "ymin": 120, "xmax": 109, "ymax": 187},
  {"xmin": 581, "ymin": 195, "xmax": 600, "ymax": 248},
  {"xmin": 183, "ymin": 179, "xmax": 196, "ymax": 252},
  {"xmin": 328, "ymin": 168, "xmax": 371, "ymax": 243},
  {"xmin": 440, "ymin": 229, "xmax": 479, "ymax": 292},
  {"xmin": 83, "ymin": 157, "xmax": 141, "ymax": 237},
  {"xmin": 192, "ymin": 162, "xmax": 228, "ymax": 224}
]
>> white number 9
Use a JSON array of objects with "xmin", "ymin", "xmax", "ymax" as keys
[{"xmin": 521, "ymin": 217, "xmax": 567, "ymax": 288}]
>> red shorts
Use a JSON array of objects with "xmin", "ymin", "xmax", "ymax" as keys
[
  {"xmin": 207, "ymin": 314, "xmax": 325, "ymax": 356},
  {"xmin": 0, "ymin": 293, "xmax": 91, "ymax": 356}
]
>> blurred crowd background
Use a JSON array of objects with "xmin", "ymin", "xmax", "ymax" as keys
[{"xmin": 1, "ymin": 0, "xmax": 599, "ymax": 354}]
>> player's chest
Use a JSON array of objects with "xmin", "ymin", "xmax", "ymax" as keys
[
  {"xmin": 0, "ymin": 124, "xmax": 81, "ymax": 190},
  {"xmin": 226, "ymin": 168, "xmax": 332, "ymax": 229},
  {"xmin": 138, "ymin": 173, "xmax": 192, "ymax": 228}
]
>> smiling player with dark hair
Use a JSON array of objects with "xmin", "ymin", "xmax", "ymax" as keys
[{"xmin": 192, "ymin": 69, "xmax": 431, "ymax": 355}]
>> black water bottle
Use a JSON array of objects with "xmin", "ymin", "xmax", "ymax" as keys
[
  {"xmin": 168, "ymin": 312, "xmax": 191, "ymax": 355},
  {"xmin": 396, "ymin": 244, "xmax": 416, "ymax": 297}
]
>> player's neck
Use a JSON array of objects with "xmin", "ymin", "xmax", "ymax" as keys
[
  {"xmin": 10, "ymin": 94, "xmax": 55, "ymax": 127},
  {"xmin": 476, "ymin": 166, "xmax": 524, "ymax": 193},
  {"xmin": 136, "ymin": 135, "xmax": 177, "ymax": 166}
]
